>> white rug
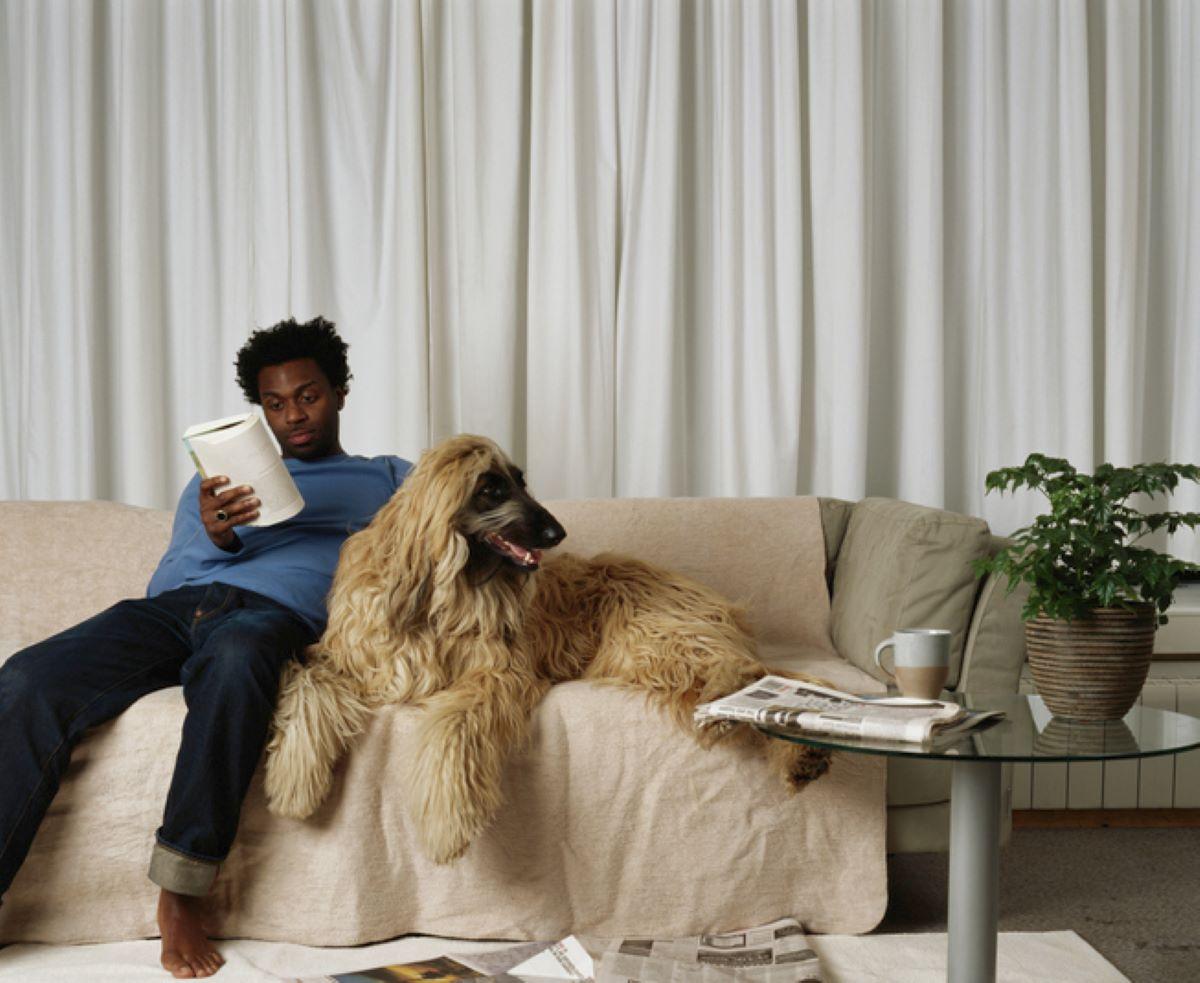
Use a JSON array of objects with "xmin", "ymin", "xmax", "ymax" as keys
[{"xmin": 0, "ymin": 931, "xmax": 1128, "ymax": 983}]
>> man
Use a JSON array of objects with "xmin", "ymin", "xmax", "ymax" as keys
[{"xmin": 0, "ymin": 317, "xmax": 411, "ymax": 978}]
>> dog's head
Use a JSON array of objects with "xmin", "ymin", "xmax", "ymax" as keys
[
  {"xmin": 334, "ymin": 435, "xmax": 567, "ymax": 636},
  {"xmin": 407, "ymin": 434, "xmax": 566, "ymax": 582},
  {"xmin": 456, "ymin": 439, "xmax": 566, "ymax": 577}
]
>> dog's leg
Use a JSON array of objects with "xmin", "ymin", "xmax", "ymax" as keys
[
  {"xmin": 409, "ymin": 667, "xmax": 550, "ymax": 864},
  {"xmin": 588, "ymin": 635, "xmax": 833, "ymax": 793},
  {"xmin": 265, "ymin": 660, "xmax": 373, "ymax": 819}
]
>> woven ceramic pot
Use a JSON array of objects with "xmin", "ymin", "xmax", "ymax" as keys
[{"xmin": 1024, "ymin": 605, "xmax": 1157, "ymax": 721}]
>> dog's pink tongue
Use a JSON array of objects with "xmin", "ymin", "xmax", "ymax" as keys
[{"xmin": 514, "ymin": 543, "xmax": 542, "ymax": 565}]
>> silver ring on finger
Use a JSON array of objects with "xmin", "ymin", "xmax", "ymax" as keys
[{"xmin": 215, "ymin": 509, "xmax": 229, "ymax": 522}]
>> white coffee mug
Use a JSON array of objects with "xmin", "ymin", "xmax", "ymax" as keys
[{"xmin": 873, "ymin": 628, "xmax": 951, "ymax": 700}]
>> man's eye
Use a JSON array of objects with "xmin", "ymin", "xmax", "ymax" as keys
[
  {"xmin": 267, "ymin": 402, "xmax": 283, "ymax": 412},
  {"xmin": 302, "ymin": 394, "xmax": 317, "ymax": 404}
]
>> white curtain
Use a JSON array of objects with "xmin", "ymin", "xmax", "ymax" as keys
[{"xmin": 2, "ymin": 0, "xmax": 1198, "ymax": 561}]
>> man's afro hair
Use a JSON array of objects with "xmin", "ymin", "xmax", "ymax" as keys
[{"xmin": 235, "ymin": 316, "xmax": 353, "ymax": 405}]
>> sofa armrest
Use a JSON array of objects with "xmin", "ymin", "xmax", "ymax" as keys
[{"xmin": 955, "ymin": 537, "xmax": 1029, "ymax": 695}]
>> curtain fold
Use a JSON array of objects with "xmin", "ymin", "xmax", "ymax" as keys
[{"xmin": 1, "ymin": 0, "xmax": 1197, "ymax": 562}]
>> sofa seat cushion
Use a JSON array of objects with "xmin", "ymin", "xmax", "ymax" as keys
[
  {"xmin": 0, "ymin": 681, "xmax": 887, "ymax": 945},
  {"xmin": 830, "ymin": 498, "xmax": 992, "ymax": 688},
  {"xmin": 885, "ymin": 757, "xmax": 953, "ymax": 808}
]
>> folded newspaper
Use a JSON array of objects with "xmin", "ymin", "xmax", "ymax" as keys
[
  {"xmin": 591, "ymin": 917, "xmax": 821, "ymax": 983},
  {"xmin": 693, "ymin": 675, "xmax": 1003, "ymax": 744},
  {"xmin": 299, "ymin": 917, "xmax": 820, "ymax": 983}
]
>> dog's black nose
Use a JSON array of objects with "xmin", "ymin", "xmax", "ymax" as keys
[{"xmin": 539, "ymin": 520, "xmax": 566, "ymax": 547}]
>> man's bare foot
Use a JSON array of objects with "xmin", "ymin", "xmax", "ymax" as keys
[{"xmin": 157, "ymin": 888, "xmax": 225, "ymax": 978}]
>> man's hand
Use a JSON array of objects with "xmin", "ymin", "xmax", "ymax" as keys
[{"xmin": 199, "ymin": 476, "xmax": 260, "ymax": 550}]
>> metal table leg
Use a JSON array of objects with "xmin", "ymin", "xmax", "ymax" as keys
[{"xmin": 948, "ymin": 759, "xmax": 1002, "ymax": 983}]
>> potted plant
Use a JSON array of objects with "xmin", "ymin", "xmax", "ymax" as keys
[{"xmin": 977, "ymin": 453, "xmax": 1200, "ymax": 720}]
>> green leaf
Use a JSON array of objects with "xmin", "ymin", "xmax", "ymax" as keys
[{"xmin": 981, "ymin": 457, "xmax": 1200, "ymax": 622}]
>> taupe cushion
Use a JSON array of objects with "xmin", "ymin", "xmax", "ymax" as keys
[
  {"xmin": 830, "ymin": 498, "xmax": 992, "ymax": 687},
  {"xmin": 957, "ymin": 542, "xmax": 1032, "ymax": 695},
  {"xmin": 817, "ymin": 498, "xmax": 854, "ymax": 591}
]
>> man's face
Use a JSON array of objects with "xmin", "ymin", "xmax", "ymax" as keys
[{"xmin": 257, "ymin": 357, "xmax": 346, "ymax": 460}]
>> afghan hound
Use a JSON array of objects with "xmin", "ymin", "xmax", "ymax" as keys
[{"xmin": 264, "ymin": 434, "xmax": 832, "ymax": 864}]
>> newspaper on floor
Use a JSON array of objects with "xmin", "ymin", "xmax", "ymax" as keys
[
  {"xmin": 693, "ymin": 675, "xmax": 1004, "ymax": 744},
  {"xmin": 592, "ymin": 917, "xmax": 822, "ymax": 983},
  {"xmin": 297, "ymin": 919, "xmax": 820, "ymax": 983}
]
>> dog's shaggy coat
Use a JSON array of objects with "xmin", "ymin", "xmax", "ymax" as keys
[{"xmin": 265, "ymin": 435, "xmax": 830, "ymax": 863}]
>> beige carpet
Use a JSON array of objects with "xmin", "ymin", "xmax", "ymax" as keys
[{"xmin": 0, "ymin": 931, "xmax": 1128, "ymax": 982}]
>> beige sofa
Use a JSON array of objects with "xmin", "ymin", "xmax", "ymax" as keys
[{"xmin": 0, "ymin": 495, "xmax": 1025, "ymax": 946}]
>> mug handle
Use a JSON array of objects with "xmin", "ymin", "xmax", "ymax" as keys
[{"xmin": 873, "ymin": 638, "xmax": 896, "ymax": 679}]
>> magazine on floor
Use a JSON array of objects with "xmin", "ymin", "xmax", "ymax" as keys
[
  {"xmin": 693, "ymin": 675, "xmax": 1004, "ymax": 745},
  {"xmin": 310, "ymin": 954, "xmax": 485, "ymax": 983},
  {"xmin": 299, "ymin": 936, "xmax": 593, "ymax": 983}
]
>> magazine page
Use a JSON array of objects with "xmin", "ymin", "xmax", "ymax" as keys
[
  {"xmin": 693, "ymin": 675, "xmax": 1003, "ymax": 744},
  {"xmin": 299, "ymin": 955, "xmax": 484, "ymax": 983},
  {"xmin": 182, "ymin": 413, "xmax": 304, "ymax": 526},
  {"xmin": 452, "ymin": 943, "xmax": 555, "ymax": 977}
]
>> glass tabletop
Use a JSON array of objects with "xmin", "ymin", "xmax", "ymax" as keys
[{"xmin": 759, "ymin": 692, "xmax": 1200, "ymax": 763}]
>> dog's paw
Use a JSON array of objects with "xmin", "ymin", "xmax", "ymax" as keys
[
  {"xmin": 264, "ymin": 762, "xmax": 327, "ymax": 819},
  {"xmin": 421, "ymin": 824, "xmax": 474, "ymax": 865},
  {"xmin": 785, "ymin": 745, "xmax": 832, "ymax": 790},
  {"xmin": 694, "ymin": 718, "xmax": 739, "ymax": 748}
]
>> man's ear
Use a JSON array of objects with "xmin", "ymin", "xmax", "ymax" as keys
[{"xmin": 336, "ymin": 388, "xmax": 347, "ymax": 411}]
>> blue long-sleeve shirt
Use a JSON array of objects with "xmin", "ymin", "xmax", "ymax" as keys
[{"xmin": 147, "ymin": 453, "xmax": 411, "ymax": 633}]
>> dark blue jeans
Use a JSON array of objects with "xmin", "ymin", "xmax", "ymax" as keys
[{"xmin": 0, "ymin": 582, "xmax": 315, "ymax": 898}]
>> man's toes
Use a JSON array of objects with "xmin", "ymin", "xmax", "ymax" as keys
[{"xmin": 197, "ymin": 953, "xmax": 223, "ymax": 977}]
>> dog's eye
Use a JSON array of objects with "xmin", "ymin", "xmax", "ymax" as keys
[{"xmin": 480, "ymin": 481, "xmax": 508, "ymax": 504}]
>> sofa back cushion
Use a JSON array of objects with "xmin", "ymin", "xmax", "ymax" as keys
[
  {"xmin": 544, "ymin": 497, "xmax": 836, "ymax": 654},
  {"xmin": 830, "ymin": 497, "xmax": 992, "ymax": 687},
  {"xmin": 0, "ymin": 501, "xmax": 172, "ymax": 658},
  {"xmin": 1, "ymin": 497, "xmax": 836, "ymax": 666}
]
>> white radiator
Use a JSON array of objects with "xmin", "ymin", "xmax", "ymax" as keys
[{"xmin": 1014, "ymin": 584, "xmax": 1200, "ymax": 810}]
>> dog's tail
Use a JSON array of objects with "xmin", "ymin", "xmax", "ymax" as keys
[{"xmin": 264, "ymin": 660, "xmax": 372, "ymax": 819}]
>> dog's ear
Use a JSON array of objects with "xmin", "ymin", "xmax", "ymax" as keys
[
  {"xmin": 380, "ymin": 501, "xmax": 441, "ymax": 632},
  {"xmin": 372, "ymin": 461, "xmax": 474, "ymax": 632}
]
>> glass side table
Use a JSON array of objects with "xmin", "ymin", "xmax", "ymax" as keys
[{"xmin": 760, "ymin": 693, "xmax": 1200, "ymax": 983}]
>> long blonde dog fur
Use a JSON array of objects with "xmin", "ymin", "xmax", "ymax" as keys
[{"xmin": 265, "ymin": 434, "xmax": 830, "ymax": 864}]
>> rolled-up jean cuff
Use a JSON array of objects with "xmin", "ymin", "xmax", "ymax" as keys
[{"xmin": 148, "ymin": 842, "xmax": 219, "ymax": 896}]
